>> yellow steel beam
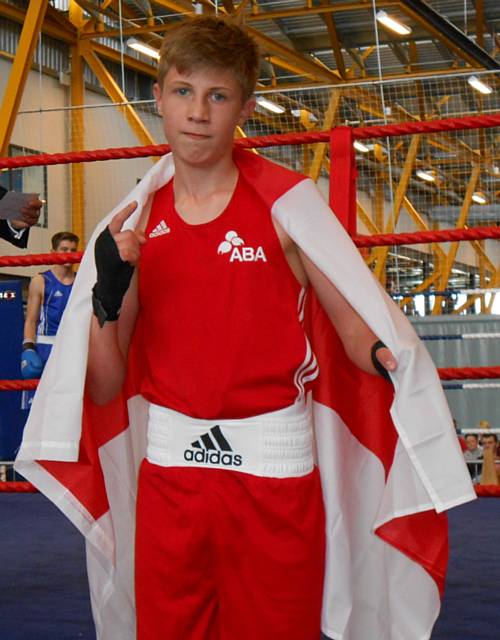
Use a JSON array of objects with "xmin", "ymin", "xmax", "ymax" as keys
[
  {"xmin": 69, "ymin": 0, "xmax": 85, "ymax": 28},
  {"xmin": 307, "ymin": 89, "xmax": 342, "ymax": 181},
  {"xmin": 432, "ymin": 164, "xmax": 480, "ymax": 314},
  {"xmin": 151, "ymin": 0, "xmax": 194, "ymax": 13},
  {"xmin": 0, "ymin": 0, "xmax": 49, "ymax": 156},
  {"xmin": 69, "ymin": 1, "xmax": 85, "ymax": 241},
  {"xmin": 372, "ymin": 136, "xmax": 421, "ymax": 279},
  {"xmin": 398, "ymin": 271, "xmax": 441, "ymax": 309},
  {"xmin": 0, "ymin": 1, "xmax": 76, "ymax": 44},
  {"xmin": 92, "ymin": 41, "xmax": 158, "ymax": 78},
  {"xmin": 402, "ymin": 196, "xmax": 446, "ymax": 261},
  {"xmin": 78, "ymin": 24, "xmax": 170, "ymax": 39},
  {"xmin": 468, "ymin": 232, "xmax": 496, "ymax": 274},
  {"xmin": 485, "ymin": 269, "xmax": 500, "ymax": 313},
  {"xmin": 243, "ymin": 1, "xmax": 400, "ymax": 22},
  {"xmin": 81, "ymin": 43, "xmax": 156, "ymax": 146},
  {"xmin": 476, "ymin": 0, "xmax": 485, "ymax": 50},
  {"xmin": 319, "ymin": 0, "xmax": 346, "ymax": 79},
  {"xmin": 70, "ymin": 62, "xmax": 85, "ymax": 242},
  {"xmin": 453, "ymin": 294, "xmax": 479, "ymax": 315},
  {"xmin": 374, "ymin": 155, "xmax": 385, "ymax": 231},
  {"xmin": 266, "ymin": 55, "xmax": 323, "ymax": 84},
  {"xmin": 247, "ymin": 27, "xmax": 342, "ymax": 84},
  {"xmin": 478, "ymin": 241, "xmax": 486, "ymax": 312},
  {"xmin": 357, "ymin": 201, "xmax": 381, "ymax": 235}
]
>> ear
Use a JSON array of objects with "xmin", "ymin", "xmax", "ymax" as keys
[
  {"xmin": 153, "ymin": 82, "xmax": 163, "ymax": 116},
  {"xmin": 238, "ymin": 97, "xmax": 256, "ymax": 126}
]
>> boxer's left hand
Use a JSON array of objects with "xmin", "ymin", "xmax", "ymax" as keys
[
  {"xmin": 11, "ymin": 197, "xmax": 44, "ymax": 229},
  {"xmin": 371, "ymin": 341, "xmax": 397, "ymax": 380}
]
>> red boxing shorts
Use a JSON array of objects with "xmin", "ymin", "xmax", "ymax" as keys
[{"xmin": 135, "ymin": 401, "xmax": 326, "ymax": 640}]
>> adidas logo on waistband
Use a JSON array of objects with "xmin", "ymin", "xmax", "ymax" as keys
[
  {"xmin": 184, "ymin": 425, "xmax": 242, "ymax": 467},
  {"xmin": 149, "ymin": 220, "xmax": 170, "ymax": 238}
]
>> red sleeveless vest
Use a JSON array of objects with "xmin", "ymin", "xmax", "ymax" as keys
[{"xmin": 138, "ymin": 170, "xmax": 318, "ymax": 419}]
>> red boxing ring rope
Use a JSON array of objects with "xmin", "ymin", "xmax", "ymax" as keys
[
  {"xmin": 354, "ymin": 227, "xmax": 500, "ymax": 247},
  {"xmin": 1, "ymin": 481, "xmax": 496, "ymax": 497},
  {"xmin": 1, "ymin": 224, "xmax": 500, "ymax": 271},
  {"xmin": 1, "ymin": 112, "xmax": 500, "ymax": 169}
]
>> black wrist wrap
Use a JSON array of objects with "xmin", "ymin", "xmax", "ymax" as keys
[
  {"xmin": 92, "ymin": 226, "xmax": 134, "ymax": 326},
  {"xmin": 370, "ymin": 340, "xmax": 391, "ymax": 381}
]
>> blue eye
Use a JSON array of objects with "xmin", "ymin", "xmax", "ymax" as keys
[
  {"xmin": 212, "ymin": 92, "xmax": 226, "ymax": 102},
  {"xmin": 176, "ymin": 87, "xmax": 190, "ymax": 96}
]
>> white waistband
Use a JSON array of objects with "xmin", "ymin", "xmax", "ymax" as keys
[
  {"xmin": 36, "ymin": 335, "xmax": 56, "ymax": 345},
  {"xmin": 146, "ymin": 401, "xmax": 314, "ymax": 479}
]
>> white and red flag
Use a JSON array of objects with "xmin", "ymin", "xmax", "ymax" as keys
[{"xmin": 16, "ymin": 150, "xmax": 475, "ymax": 640}]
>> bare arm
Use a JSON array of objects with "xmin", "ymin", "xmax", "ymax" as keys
[
  {"xmin": 24, "ymin": 274, "xmax": 44, "ymax": 343},
  {"xmin": 298, "ymin": 248, "xmax": 397, "ymax": 376},
  {"xmin": 271, "ymin": 217, "xmax": 396, "ymax": 377},
  {"xmin": 87, "ymin": 272, "xmax": 139, "ymax": 404},
  {"xmin": 86, "ymin": 202, "xmax": 146, "ymax": 405}
]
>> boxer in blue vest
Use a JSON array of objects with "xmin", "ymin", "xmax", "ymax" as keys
[{"xmin": 21, "ymin": 232, "xmax": 79, "ymax": 403}]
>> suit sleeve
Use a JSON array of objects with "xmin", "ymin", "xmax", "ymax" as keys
[{"xmin": 0, "ymin": 187, "xmax": 30, "ymax": 248}]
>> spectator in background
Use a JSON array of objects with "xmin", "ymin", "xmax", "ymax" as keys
[
  {"xmin": 463, "ymin": 434, "xmax": 483, "ymax": 484},
  {"xmin": 480, "ymin": 433, "xmax": 500, "ymax": 485},
  {"xmin": 0, "ymin": 185, "xmax": 43, "ymax": 248},
  {"xmin": 477, "ymin": 419, "xmax": 491, "ymax": 445},
  {"xmin": 20, "ymin": 231, "xmax": 79, "ymax": 406},
  {"xmin": 482, "ymin": 434, "xmax": 499, "ymax": 457}
]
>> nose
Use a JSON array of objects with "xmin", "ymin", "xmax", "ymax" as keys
[{"xmin": 188, "ymin": 94, "xmax": 209, "ymax": 123}]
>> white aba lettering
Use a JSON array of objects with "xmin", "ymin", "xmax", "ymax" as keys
[{"xmin": 229, "ymin": 246, "xmax": 267, "ymax": 262}]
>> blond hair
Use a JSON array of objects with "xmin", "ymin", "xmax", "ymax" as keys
[{"xmin": 157, "ymin": 16, "xmax": 260, "ymax": 101}]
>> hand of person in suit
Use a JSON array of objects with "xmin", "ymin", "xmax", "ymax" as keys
[{"xmin": 10, "ymin": 196, "xmax": 44, "ymax": 230}]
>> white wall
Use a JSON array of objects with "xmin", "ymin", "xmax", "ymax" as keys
[{"xmin": 0, "ymin": 60, "xmax": 163, "ymax": 278}]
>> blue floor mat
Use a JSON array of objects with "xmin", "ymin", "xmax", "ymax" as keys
[{"xmin": 1, "ymin": 493, "xmax": 498, "ymax": 639}]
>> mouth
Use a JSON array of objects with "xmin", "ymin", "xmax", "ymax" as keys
[{"xmin": 182, "ymin": 132, "xmax": 211, "ymax": 140}]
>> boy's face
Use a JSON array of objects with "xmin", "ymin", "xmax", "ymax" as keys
[
  {"xmin": 53, "ymin": 240, "xmax": 78, "ymax": 254},
  {"xmin": 153, "ymin": 66, "xmax": 255, "ymax": 168},
  {"xmin": 465, "ymin": 436, "xmax": 478, "ymax": 451},
  {"xmin": 53, "ymin": 239, "xmax": 78, "ymax": 267}
]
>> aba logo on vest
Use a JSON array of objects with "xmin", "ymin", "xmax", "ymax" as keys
[
  {"xmin": 184, "ymin": 425, "xmax": 243, "ymax": 467},
  {"xmin": 217, "ymin": 230, "xmax": 267, "ymax": 262}
]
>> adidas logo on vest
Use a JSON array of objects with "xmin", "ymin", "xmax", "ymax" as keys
[
  {"xmin": 184, "ymin": 425, "xmax": 243, "ymax": 467},
  {"xmin": 149, "ymin": 220, "xmax": 170, "ymax": 238}
]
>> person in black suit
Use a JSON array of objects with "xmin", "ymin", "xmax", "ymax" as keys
[{"xmin": 0, "ymin": 185, "xmax": 43, "ymax": 248}]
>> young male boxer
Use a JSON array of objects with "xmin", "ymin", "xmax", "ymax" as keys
[
  {"xmin": 21, "ymin": 231, "xmax": 79, "ymax": 379},
  {"xmin": 86, "ymin": 16, "xmax": 399, "ymax": 640},
  {"xmin": 16, "ymin": 16, "xmax": 475, "ymax": 640}
]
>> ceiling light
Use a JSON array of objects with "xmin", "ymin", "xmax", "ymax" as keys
[
  {"xmin": 472, "ymin": 191, "xmax": 488, "ymax": 204},
  {"xmin": 467, "ymin": 75, "xmax": 493, "ymax": 95},
  {"xmin": 256, "ymin": 96, "xmax": 285, "ymax": 114},
  {"xmin": 354, "ymin": 140, "xmax": 370, "ymax": 153},
  {"xmin": 127, "ymin": 37, "xmax": 160, "ymax": 60},
  {"xmin": 291, "ymin": 108, "xmax": 318, "ymax": 122},
  {"xmin": 376, "ymin": 10, "xmax": 412, "ymax": 36},
  {"xmin": 416, "ymin": 168, "xmax": 436, "ymax": 182}
]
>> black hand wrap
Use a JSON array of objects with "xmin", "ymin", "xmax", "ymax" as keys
[
  {"xmin": 92, "ymin": 226, "xmax": 134, "ymax": 327},
  {"xmin": 370, "ymin": 340, "xmax": 391, "ymax": 381}
]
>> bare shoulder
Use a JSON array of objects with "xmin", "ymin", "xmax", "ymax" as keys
[{"xmin": 28, "ymin": 273, "xmax": 45, "ymax": 295}]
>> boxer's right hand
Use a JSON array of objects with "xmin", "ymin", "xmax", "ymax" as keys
[
  {"xmin": 92, "ymin": 202, "xmax": 145, "ymax": 326},
  {"xmin": 21, "ymin": 346, "xmax": 43, "ymax": 379}
]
